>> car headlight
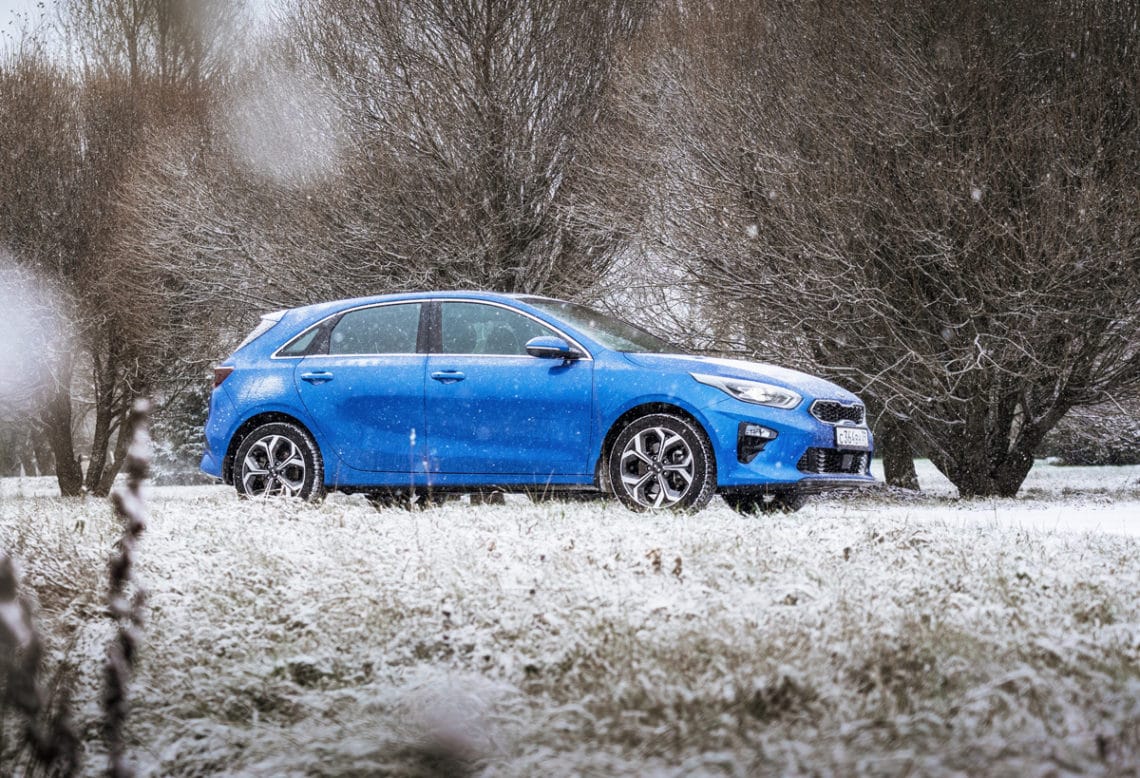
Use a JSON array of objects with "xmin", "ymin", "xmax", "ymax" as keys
[{"xmin": 691, "ymin": 373, "xmax": 802, "ymax": 409}]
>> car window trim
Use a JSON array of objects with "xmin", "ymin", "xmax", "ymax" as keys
[{"xmin": 270, "ymin": 297, "xmax": 593, "ymax": 360}]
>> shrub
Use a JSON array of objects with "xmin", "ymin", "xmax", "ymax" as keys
[{"xmin": 1040, "ymin": 399, "xmax": 1140, "ymax": 466}]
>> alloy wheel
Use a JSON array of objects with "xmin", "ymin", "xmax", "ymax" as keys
[
  {"xmin": 618, "ymin": 425, "xmax": 696, "ymax": 509},
  {"xmin": 240, "ymin": 434, "xmax": 307, "ymax": 497}
]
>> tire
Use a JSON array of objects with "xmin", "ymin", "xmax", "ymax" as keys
[
  {"xmin": 608, "ymin": 413, "xmax": 716, "ymax": 512},
  {"xmin": 233, "ymin": 422, "xmax": 325, "ymax": 501},
  {"xmin": 724, "ymin": 492, "xmax": 807, "ymax": 515}
]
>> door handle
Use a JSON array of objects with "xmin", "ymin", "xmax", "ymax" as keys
[
  {"xmin": 300, "ymin": 371, "xmax": 334, "ymax": 384},
  {"xmin": 431, "ymin": 370, "xmax": 466, "ymax": 383}
]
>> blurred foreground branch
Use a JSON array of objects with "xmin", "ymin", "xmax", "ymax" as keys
[
  {"xmin": 0, "ymin": 553, "xmax": 80, "ymax": 776},
  {"xmin": 103, "ymin": 399, "xmax": 151, "ymax": 778}
]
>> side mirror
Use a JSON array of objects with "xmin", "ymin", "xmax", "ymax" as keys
[{"xmin": 525, "ymin": 335, "xmax": 583, "ymax": 361}]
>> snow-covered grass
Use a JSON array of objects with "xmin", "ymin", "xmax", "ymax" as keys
[
  {"xmin": 2, "ymin": 463, "xmax": 1139, "ymax": 776},
  {"xmin": 869, "ymin": 458, "xmax": 1140, "ymax": 500}
]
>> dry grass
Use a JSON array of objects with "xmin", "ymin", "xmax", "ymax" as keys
[{"xmin": 1, "ymin": 478, "xmax": 1139, "ymax": 776}]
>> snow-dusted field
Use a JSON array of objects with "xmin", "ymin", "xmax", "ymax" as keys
[{"xmin": 2, "ymin": 461, "xmax": 1138, "ymax": 776}]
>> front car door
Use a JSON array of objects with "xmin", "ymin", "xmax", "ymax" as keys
[
  {"xmin": 424, "ymin": 300, "xmax": 594, "ymax": 477},
  {"xmin": 294, "ymin": 301, "xmax": 428, "ymax": 473}
]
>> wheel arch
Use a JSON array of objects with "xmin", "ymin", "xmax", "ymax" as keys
[
  {"xmin": 595, "ymin": 402, "xmax": 714, "ymax": 490},
  {"xmin": 223, "ymin": 412, "xmax": 319, "ymax": 485}
]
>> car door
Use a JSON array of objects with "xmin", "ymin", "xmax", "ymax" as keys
[
  {"xmin": 424, "ymin": 300, "xmax": 594, "ymax": 476},
  {"xmin": 294, "ymin": 301, "xmax": 428, "ymax": 472}
]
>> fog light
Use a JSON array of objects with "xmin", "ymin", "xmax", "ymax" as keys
[
  {"xmin": 743, "ymin": 423, "xmax": 776, "ymax": 439},
  {"xmin": 738, "ymin": 422, "xmax": 778, "ymax": 464}
]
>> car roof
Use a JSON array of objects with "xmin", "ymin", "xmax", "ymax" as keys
[
  {"xmin": 282, "ymin": 290, "xmax": 557, "ymax": 319},
  {"xmin": 265, "ymin": 291, "xmax": 573, "ymax": 343}
]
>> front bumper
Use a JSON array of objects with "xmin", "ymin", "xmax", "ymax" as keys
[{"xmin": 704, "ymin": 398, "xmax": 876, "ymax": 491}]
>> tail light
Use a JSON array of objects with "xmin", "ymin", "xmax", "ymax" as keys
[{"xmin": 213, "ymin": 366, "xmax": 234, "ymax": 388}]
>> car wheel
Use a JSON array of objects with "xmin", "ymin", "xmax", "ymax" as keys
[
  {"xmin": 724, "ymin": 492, "xmax": 807, "ymax": 515},
  {"xmin": 234, "ymin": 422, "xmax": 325, "ymax": 501},
  {"xmin": 609, "ymin": 413, "xmax": 716, "ymax": 512}
]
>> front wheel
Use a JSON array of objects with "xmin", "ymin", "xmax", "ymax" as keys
[
  {"xmin": 609, "ymin": 413, "xmax": 716, "ymax": 512},
  {"xmin": 234, "ymin": 422, "xmax": 325, "ymax": 501}
]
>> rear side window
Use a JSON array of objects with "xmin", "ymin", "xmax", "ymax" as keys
[
  {"xmin": 277, "ymin": 327, "xmax": 322, "ymax": 357},
  {"xmin": 329, "ymin": 303, "xmax": 421, "ymax": 355}
]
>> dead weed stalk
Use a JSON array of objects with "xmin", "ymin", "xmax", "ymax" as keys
[
  {"xmin": 103, "ymin": 399, "xmax": 151, "ymax": 778},
  {"xmin": 0, "ymin": 552, "xmax": 80, "ymax": 776}
]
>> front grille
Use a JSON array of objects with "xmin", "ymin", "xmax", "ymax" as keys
[
  {"xmin": 811, "ymin": 400, "xmax": 865, "ymax": 425},
  {"xmin": 797, "ymin": 447, "xmax": 869, "ymax": 475}
]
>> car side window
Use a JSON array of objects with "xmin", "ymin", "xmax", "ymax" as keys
[
  {"xmin": 440, "ymin": 302, "xmax": 554, "ymax": 356},
  {"xmin": 328, "ymin": 303, "xmax": 422, "ymax": 355},
  {"xmin": 277, "ymin": 326, "xmax": 321, "ymax": 357}
]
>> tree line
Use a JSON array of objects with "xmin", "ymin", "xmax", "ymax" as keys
[{"xmin": 1, "ymin": 0, "xmax": 1137, "ymax": 498}]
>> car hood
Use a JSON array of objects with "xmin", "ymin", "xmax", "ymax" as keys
[{"xmin": 622, "ymin": 353, "xmax": 862, "ymax": 403}]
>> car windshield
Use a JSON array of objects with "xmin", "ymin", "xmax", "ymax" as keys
[{"xmin": 520, "ymin": 298, "xmax": 682, "ymax": 353}]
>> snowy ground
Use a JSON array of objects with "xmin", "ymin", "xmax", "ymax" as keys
[
  {"xmin": 870, "ymin": 459, "xmax": 1140, "ymax": 537},
  {"xmin": 1, "ymin": 461, "xmax": 1138, "ymax": 776}
]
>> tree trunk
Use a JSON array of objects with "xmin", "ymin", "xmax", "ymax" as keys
[
  {"xmin": 0, "ymin": 427, "xmax": 19, "ymax": 476},
  {"xmin": 993, "ymin": 445, "xmax": 1036, "ymax": 498},
  {"xmin": 953, "ymin": 455, "xmax": 1035, "ymax": 498},
  {"xmin": 93, "ymin": 412, "xmax": 132, "ymax": 497},
  {"xmin": 41, "ymin": 387, "xmax": 84, "ymax": 496},
  {"xmin": 85, "ymin": 343, "xmax": 124, "ymax": 496},
  {"xmin": 84, "ymin": 395, "xmax": 115, "ymax": 495},
  {"xmin": 878, "ymin": 414, "xmax": 920, "ymax": 490},
  {"xmin": 943, "ymin": 400, "xmax": 1071, "ymax": 498}
]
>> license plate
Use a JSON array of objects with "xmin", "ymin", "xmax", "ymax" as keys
[{"xmin": 835, "ymin": 427, "xmax": 870, "ymax": 450}]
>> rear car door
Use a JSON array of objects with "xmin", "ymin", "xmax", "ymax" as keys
[
  {"xmin": 424, "ymin": 301, "xmax": 594, "ymax": 476},
  {"xmin": 294, "ymin": 302, "xmax": 428, "ymax": 472}
]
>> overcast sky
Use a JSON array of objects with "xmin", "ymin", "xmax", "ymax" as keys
[
  {"xmin": 0, "ymin": 0, "xmax": 53, "ymax": 38},
  {"xmin": 0, "ymin": 0, "xmax": 41, "ymax": 21}
]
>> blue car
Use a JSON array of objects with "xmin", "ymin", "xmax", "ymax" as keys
[{"xmin": 201, "ymin": 292, "xmax": 875, "ymax": 513}]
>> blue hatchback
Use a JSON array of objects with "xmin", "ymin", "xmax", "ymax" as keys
[{"xmin": 201, "ymin": 292, "xmax": 875, "ymax": 513}]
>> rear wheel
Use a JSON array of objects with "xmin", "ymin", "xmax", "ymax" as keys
[
  {"xmin": 724, "ymin": 492, "xmax": 807, "ymax": 515},
  {"xmin": 234, "ymin": 422, "xmax": 324, "ymax": 501},
  {"xmin": 609, "ymin": 413, "xmax": 716, "ymax": 512}
]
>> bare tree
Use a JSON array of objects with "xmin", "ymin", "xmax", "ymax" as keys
[
  {"xmin": 281, "ymin": 0, "xmax": 649, "ymax": 295},
  {"xmin": 0, "ymin": 2, "xmax": 239, "ymax": 496},
  {"xmin": 106, "ymin": 0, "xmax": 652, "ymax": 371},
  {"xmin": 62, "ymin": 0, "xmax": 240, "ymax": 89},
  {"xmin": 629, "ymin": 0, "xmax": 1140, "ymax": 497},
  {"xmin": 0, "ymin": 49, "xmax": 90, "ymax": 494}
]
